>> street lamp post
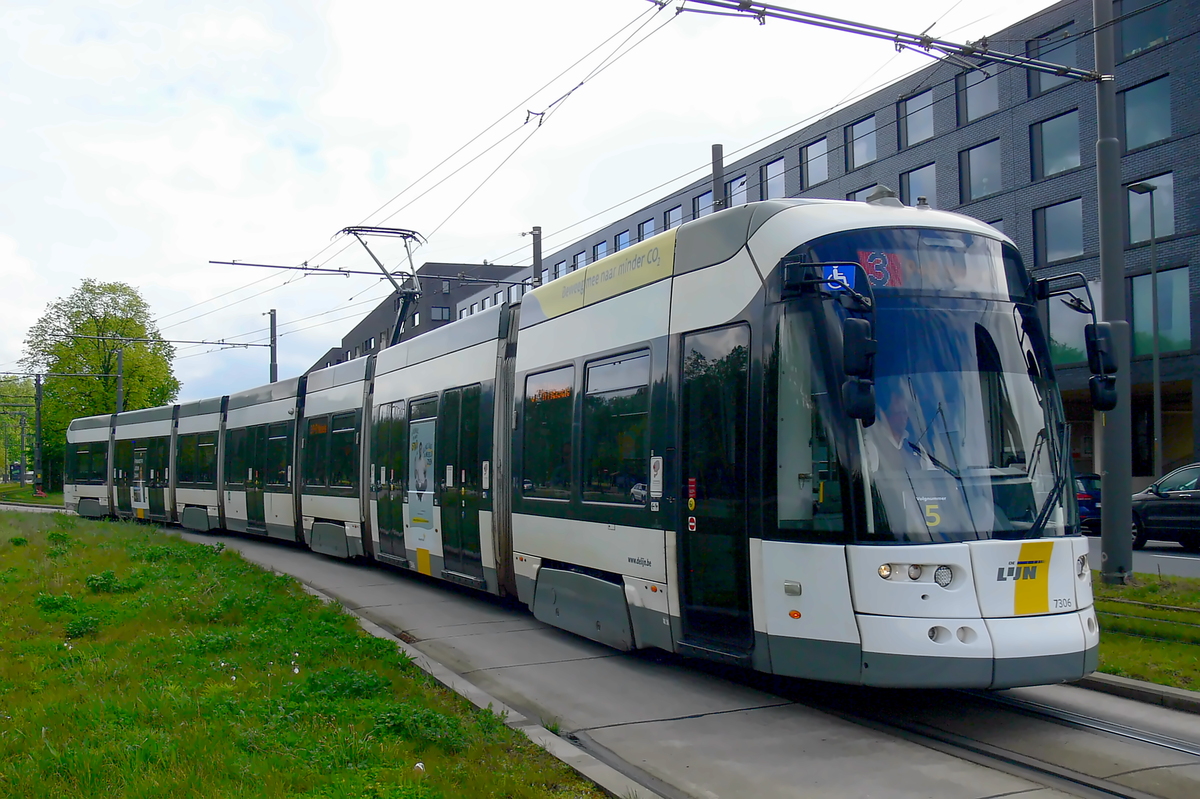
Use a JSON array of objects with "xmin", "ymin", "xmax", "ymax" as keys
[{"xmin": 1129, "ymin": 182, "xmax": 1161, "ymax": 478}]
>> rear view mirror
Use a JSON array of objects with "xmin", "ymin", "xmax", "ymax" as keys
[
  {"xmin": 1085, "ymin": 323, "xmax": 1117, "ymax": 375},
  {"xmin": 842, "ymin": 378, "xmax": 875, "ymax": 426},
  {"xmin": 1089, "ymin": 375, "xmax": 1117, "ymax": 412},
  {"xmin": 843, "ymin": 318, "xmax": 877, "ymax": 378}
]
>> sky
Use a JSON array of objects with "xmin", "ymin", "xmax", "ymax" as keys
[{"xmin": 2, "ymin": 0, "xmax": 1064, "ymax": 403}]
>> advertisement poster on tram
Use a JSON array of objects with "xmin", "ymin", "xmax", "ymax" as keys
[{"xmin": 408, "ymin": 420, "xmax": 435, "ymax": 529}]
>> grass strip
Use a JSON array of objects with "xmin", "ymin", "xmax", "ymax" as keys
[
  {"xmin": 0, "ymin": 483, "xmax": 64, "ymax": 506},
  {"xmin": 0, "ymin": 512, "xmax": 603, "ymax": 799},
  {"xmin": 1092, "ymin": 570, "xmax": 1200, "ymax": 692}
]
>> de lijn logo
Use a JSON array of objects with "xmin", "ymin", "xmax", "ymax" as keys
[{"xmin": 997, "ymin": 559, "xmax": 1045, "ymax": 582}]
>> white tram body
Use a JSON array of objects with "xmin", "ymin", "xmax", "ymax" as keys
[{"xmin": 65, "ymin": 198, "xmax": 1099, "ymax": 688}]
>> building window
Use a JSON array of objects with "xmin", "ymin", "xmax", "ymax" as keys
[
  {"xmin": 354, "ymin": 346, "xmax": 359, "ymax": 357},
  {"xmin": 431, "ymin": 306, "xmax": 450, "ymax": 321},
  {"xmin": 802, "ymin": 139, "xmax": 828, "ymax": 187},
  {"xmin": 638, "ymin": 218, "xmax": 656, "ymax": 240},
  {"xmin": 572, "ymin": 252, "xmax": 587, "ymax": 271},
  {"xmin": 582, "ymin": 351, "xmax": 650, "ymax": 504},
  {"xmin": 988, "ymin": 219, "xmax": 1005, "ymax": 235},
  {"xmin": 760, "ymin": 158, "xmax": 785, "ymax": 199},
  {"xmin": 725, "ymin": 174, "xmax": 747, "ymax": 207},
  {"xmin": 1121, "ymin": 76, "xmax": 1171, "ymax": 151},
  {"xmin": 494, "ymin": 290, "xmax": 504, "ymax": 306},
  {"xmin": 523, "ymin": 366, "xmax": 575, "ymax": 500},
  {"xmin": 412, "ymin": 312, "xmax": 420, "ymax": 326},
  {"xmin": 541, "ymin": 268, "xmax": 550, "ymax": 284},
  {"xmin": 960, "ymin": 139, "xmax": 1002, "ymax": 201},
  {"xmin": 593, "ymin": 241, "xmax": 608, "ymax": 261},
  {"xmin": 553, "ymin": 260, "xmax": 566, "ymax": 280},
  {"xmin": 482, "ymin": 297, "xmax": 491, "ymax": 310},
  {"xmin": 508, "ymin": 285, "xmax": 520, "ymax": 303},
  {"xmin": 899, "ymin": 90, "xmax": 934, "ymax": 147},
  {"xmin": 1031, "ymin": 110, "xmax": 1080, "ymax": 179},
  {"xmin": 1028, "ymin": 24, "xmax": 1076, "ymax": 95},
  {"xmin": 459, "ymin": 308, "xmax": 466, "ymax": 319},
  {"xmin": 693, "ymin": 190, "xmax": 713, "ymax": 219},
  {"xmin": 664, "ymin": 205, "xmax": 682, "ymax": 230},
  {"xmin": 958, "ymin": 69, "xmax": 998, "ymax": 123},
  {"xmin": 616, "ymin": 230, "xmax": 631, "ymax": 251},
  {"xmin": 1117, "ymin": 0, "xmax": 1170, "ymax": 59},
  {"xmin": 1034, "ymin": 198, "xmax": 1083, "ymax": 264},
  {"xmin": 1128, "ymin": 173, "xmax": 1174, "ymax": 243},
  {"xmin": 1048, "ymin": 278, "xmax": 1101, "ymax": 364},
  {"xmin": 470, "ymin": 302, "xmax": 478, "ymax": 314},
  {"xmin": 846, "ymin": 116, "xmax": 876, "ymax": 170},
  {"xmin": 900, "ymin": 163, "xmax": 937, "ymax": 207},
  {"xmin": 366, "ymin": 336, "xmax": 376, "ymax": 350},
  {"xmin": 848, "ymin": 185, "xmax": 879, "ymax": 203},
  {"xmin": 442, "ymin": 279, "xmax": 451, "ymax": 293},
  {"xmin": 1132, "ymin": 267, "xmax": 1190, "ymax": 356}
]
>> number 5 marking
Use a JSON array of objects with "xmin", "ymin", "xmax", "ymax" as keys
[{"xmin": 925, "ymin": 504, "xmax": 941, "ymax": 527}]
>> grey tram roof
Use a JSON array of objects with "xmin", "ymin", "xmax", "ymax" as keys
[
  {"xmin": 68, "ymin": 413, "xmax": 113, "ymax": 431},
  {"xmin": 177, "ymin": 396, "xmax": 223, "ymax": 418},
  {"xmin": 226, "ymin": 376, "xmax": 302, "ymax": 411},
  {"xmin": 112, "ymin": 405, "xmax": 174, "ymax": 426}
]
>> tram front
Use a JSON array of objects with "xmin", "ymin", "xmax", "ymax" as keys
[{"xmin": 760, "ymin": 204, "xmax": 1098, "ymax": 688}]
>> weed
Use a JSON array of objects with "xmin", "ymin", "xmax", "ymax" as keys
[
  {"xmin": 298, "ymin": 666, "xmax": 391, "ymax": 700},
  {"xmin": 542, "ymin": 716, "xmax": 562, "ymax": 736},
  {"xmin": 9, "ymin": 536, "xmax": 28, "ymax": 546},
  {"xmin": 35, "ymin": 592, "xmax": 82, "ymax": 615},
  {"xmin": 47, "ymin": 531, "xmax": 72, "ymax": 545},
  {"xmin": 85, "ymin": 569, "xmax": 142, "ymax": 594},
  {"xmin": 66, "ymin": 615, "xmax": 100, "ymax": 638},
  {"xmin": 374, "ymin": 702, "xmax": 472, "ymax": 753}
]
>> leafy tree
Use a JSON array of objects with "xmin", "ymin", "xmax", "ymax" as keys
[
  {"xmin": 19, "ymin": 280, "xmax": 180, "ymax": 488},
  {"xmin": 0, "ymin": 377, "xmax": 35, "ymax": 481}
]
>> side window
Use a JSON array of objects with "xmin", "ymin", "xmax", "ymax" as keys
[
  {"xmin": 177, "ymin": 434, "xmax": 197, "ymax": 484},
  {"xmin": 304, "ymin": 416, "xmax": 329, "ymax": 487},
  {"xmin": 266, "ymin": 423, "xmax": 290, "ymax": 486},
  {"xmin": 329, "ymin": 412, "xmax": 358, "ymax": 488},
  {"xmin": 583, "ymin": 352, "xmax": 650, "ymax": 503},
  {"xmin": 523, "ymin": 365, "xmax": 575, "ymax": 499},
  {"xmin": 1160, "ymin": 467, "xmax": 1199, "ymax": 492},
  {"xmin": 196, "ymin": 432, "xmax": 217, "ymax": 484},
  {"xmin": 225, "ymin": 427, "xmax": 247, "ymax": 486}
]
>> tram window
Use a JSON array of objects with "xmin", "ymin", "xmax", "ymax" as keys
[
  {"xmin": 196, "ymin": 433, "xmax": 217, "ymax": 484},
  {"xmin": 410, "ymin": 396, "xmax": 438, "ymax": 421},
  {"xmin": 303, "ymin": 416, "xmax": 329, "ymax": 487},
  {"xmin": 225, "ymin": 427, "xmax": 247, "ymax": 486},
  {"xmin": 329, "ymin": 412, "xmax": 358, "ymax": 488},
  {"xmin": 524, "ymin": 365, "xmax": 575, "ymax": 500},
  {"xmin": 177, "ymin": 434, "xmax": 196, "ymax": 484},
  {"xmin": 266, "ymin": 423, "xmax": 290, "ymax": 487},
  {"xmin": 583, "ymin": 352, "xmax": 650, "ymax": 504}
]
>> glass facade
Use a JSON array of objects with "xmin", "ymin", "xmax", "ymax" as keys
[
  {"xmin": 1036, "ymin": 198, "xmax": 1084, "ymax": 263},
  {"xmin": 847, "ymin": 116, "xmax": 876, "ymax": 169},
  {"xmin": 1028, "ymin": 24, "xmax": 1076, "ymax": 94},
  {"xmin": 761, "ymin": 157, "xmax": 785, "ymax": 199},
  {"xmin": 665, "ymin": 205, "xmax": 682, "ymax": 229},
  {"xmin": 726, "ymin": 174, "xmax": 747, "ymax": 207},
  {"xmin": 1133, "ymin": 267, "xmax": 1191, "ymax": 356},
  {"xmin": 1118, "ymin": 0, "xmax": 1170, "ymax": 58},
  {"xmin": 900, "ymin": 90, "xmax": 934, "ymax": 147},
  {"xmin": 693, "ymin": 190, "xmax": 713, "ymax": 219},
  {"xmin": 961, "ymin": 69, "xmax": 999, "ymax": 122},
  {"xmin": 900, "ymin": 163, "xmax": 937, "ymax": 207},
  {"xmin": 1128, "ymin": 173, "xmax": 1175, "ymax": 243},
  {"xmin": 961, "ymin": 139, "xmax": 1002, "ymax": 201},
  {"xmin": 1032, "ymin": 110, "xmax": 1080, "ymax": 179},
  {"xmin": 803, "ymin": 138, "xmax": 828, "ymax": 186},
  {"xmin": 1122, "ymin": 76, "xmax": 1171, "ymax": 150}
]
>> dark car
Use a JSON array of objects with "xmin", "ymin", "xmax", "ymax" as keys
[
  {"xmin": 1131, "ymin": 462, "xmax": 1200, "ymax": 552},
  {"xmin": 1076, "ymin": 472, "xmax": 1101, "ymax": 534}
]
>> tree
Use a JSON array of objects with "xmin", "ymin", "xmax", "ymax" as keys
[
  {"xmin": 20, "ymin": 280, "xmax": 181, "ymax": 489},
  {"xmin": 0, "ymin": 377, "xmax": 35, "ymax": 482}
]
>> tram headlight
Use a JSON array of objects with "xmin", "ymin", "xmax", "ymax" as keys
[
  {"xmin": 908, "ymin": 564, "xmax": 922, "ymax": 581},
  {"xmin": 1076, "ymin": 555, "xmax": 1088, "ymax": 578},
  {"xmin": 878, "ymin": 564, "xmax": 892, "ymax": 579},
  {"xmin": 934, "ymin": 565, "xmax": 953, "ymax": 588}
]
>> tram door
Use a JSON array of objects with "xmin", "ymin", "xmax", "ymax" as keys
[
  {"xmin": 678, "ymin": 325, "xmax": 754, "ymax": 653},
  {"xmin": 371, "ymin": 401, "xmax": 407, "ymax": 558},
  {"xmin": 115, "ymin": 440, "xmax": 133, "ymax": 513},
  {"xmin": 437, "ymin": 384, "xmax": 485, "ymax": 586},
  {"xmin": 246, "ymin": 425, "xmax": 267, "ymax": 531},
  {"xmin": 148, "ymin": 437, "xmax": 168, "ymax": 518}
]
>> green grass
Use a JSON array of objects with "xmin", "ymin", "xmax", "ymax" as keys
[
  {"xmin": 0, "ymin": 512, "xmax": 603, "ymax": 799},
  {"xmin": 1093, "ymin": 571, "xmax": 1200, "ymax": 692},
  {"xmin": 0, "ymin": 482, "xmax": 64, "ymax": 505}
]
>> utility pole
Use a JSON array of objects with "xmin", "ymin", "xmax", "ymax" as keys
[
  {"xmin": 531, "ymin": 226, "xmax": 543, "ymax": 287},
  {"xmin": 711, "ymin": 144, "xmax": 725, "ymax": 212},
  {"xmin": 34, "ymin": 374, "xmax": 42, "ymax": 494},
  {"xmin": 1093, "ymin": 0, "xmax": 1131, "ymax": 585},
  {"xmin": 684, "ymin": 0, "xmax": 1131, "ymax": 584},
  {"xmin": 116, "ymin": 345, "xmax": 124, "ymax": 414},
  {"xmin": 268, "ymin": 309, "xmax": 278, "ymax": 383},
  {"xmin": 19, "ymin": 413, "xmax": 26, "ymax": 488}
]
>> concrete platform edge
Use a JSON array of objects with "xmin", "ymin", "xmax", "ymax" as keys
[
  {"xmin": 1072, "ymin": 672, "xmax": 1200, "ymax": 714},
  {"xmin": 294, "ymin": 583, "xmax": 667, "ymax": 799}
]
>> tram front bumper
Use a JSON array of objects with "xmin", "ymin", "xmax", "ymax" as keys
[{"xmin": 856, "ymin": 606, "xmax": 1099, "ymax": 688}]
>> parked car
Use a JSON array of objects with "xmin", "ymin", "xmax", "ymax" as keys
[
  {"xmin": 1075, "ymin": 472, "xmax": 1101, "ymax": 534},
  {"xmin": 629, "ymin": 482, "xmax": 648, "ymax": 503},
  {"xmin": 1131, "ymin": 462, "xmax": 1200, "ymax": 552}
]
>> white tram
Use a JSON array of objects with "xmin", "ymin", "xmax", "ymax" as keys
[{"xmin": 65, "ymin": 197, "xmax": 1111, "ymax": 688}]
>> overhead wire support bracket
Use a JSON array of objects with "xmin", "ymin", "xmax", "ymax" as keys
[{"xmin": 679, "ymin": 0, "xmax": 1107, "ymax": 81}]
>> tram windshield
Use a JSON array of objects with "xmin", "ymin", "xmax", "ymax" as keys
[{"xmin": 779, "ymin": 227, "xmax": 1072, "ymax": 544}]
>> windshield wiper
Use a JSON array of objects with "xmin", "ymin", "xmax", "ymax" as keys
[{"xmin": 1025, "ymin": 423, "xmax": 1070, "ymax": 539}]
